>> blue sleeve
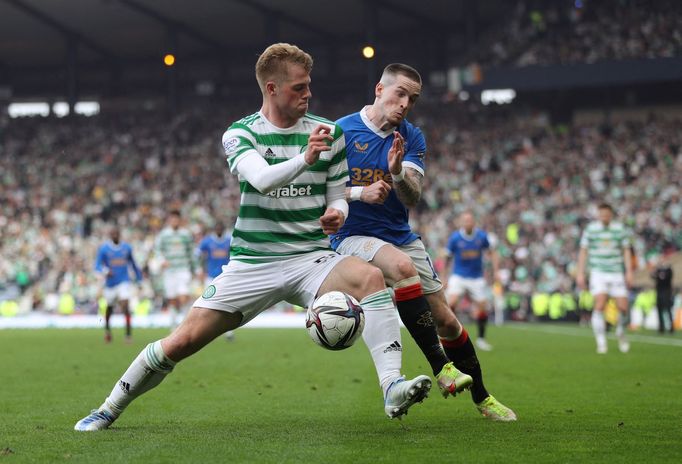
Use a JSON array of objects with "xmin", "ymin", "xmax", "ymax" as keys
[
  {"xmin": 446, "ymin": 233, "xmax": 456, "ymax": 255},
  {"xmin": 127, "ymin": 245, "xmax": 143, "ymax": 282},
  {"xmin": 197, "ymin": 237, "xmax": 209, "ymax": 258},
  {"xmin": 481, "ymin": 231, "xmax": 490, "ymax": 250},
  {"xmin": 403, "ymin": 125, "xmax": 426, "ymax": 172},
  {"xmin": 94, "ymin": 245, "xmax": 106, "ymax": 273}
]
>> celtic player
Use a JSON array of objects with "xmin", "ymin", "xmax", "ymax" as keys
[
  {"xmin": 154, "ymin": 210, "xmax": 195, "ymax": 328},
  {"xmin": 576, "ymin": 203, "xmax": 634, "ymax": 354},
  {"xmin": 75, "ymin": 43, "xmax": 430, "ymax": 431}
]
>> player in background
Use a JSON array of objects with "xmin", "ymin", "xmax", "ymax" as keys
[
  {"xmin": 75, "ymin": 43, "xmax": 431, "ymax": 431},
  {"xmin": 651, "ymin": 255, "xmax": 674, "ymax": 334},
  {"xmin": 155, "ymin": 210, "xmax": 195, "ymax": 328},
  {"xmin": 331, "ymin": 63, "xmax": 515, "ymax": 421},
  {"xmin": 443, "ymin": 211, "xmax": 501, "ymax": 352},
  {"xmin": 576, "ymin": 203, "xmax": 633, "ymax": 354},
  {"xmin": 95, "ymin": 227, "xmax": 143, "ymax": 343},
  {"xmin": 196, "ymin": 221, "xmax": 234, "ymax": 340}
]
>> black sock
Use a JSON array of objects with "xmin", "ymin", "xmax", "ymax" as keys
[
  {"xmin": 441, "ymin": 329, "xmax": 489, "ymax": 403},
  {"xmin": 477, "ymin": 314, "xmax": 487, "ymax": 339},
  {"xmin": 125, "ymin": 312, "xmax": 132, "ymax": 337},
  {"xmin": 105, "ymin": 306, "xmax": 112, "ymax": 331},
  {"xmin": 395, "ymin": 284, "xmax": 449, "ymax": 375}
]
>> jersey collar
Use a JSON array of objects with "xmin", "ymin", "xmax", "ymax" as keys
[
  {"xmin": 360, "ymin": 106, "xmax": 394, "ymax": 139},
  {"xmin": 459, "ymin": 228, "xmax": 477, "ymax": 240},
  {"xmin": 258, "ymin": 110, "xmax": 303, "ymax": 134}
]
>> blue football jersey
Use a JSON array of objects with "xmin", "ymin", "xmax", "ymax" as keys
[
  {"xmin": 330, "ymin": 108, "xmax": 426, "ymax": 248},
  {"xmin": 95, "ymin": 241, "xmax": 142, "ymax": 287},
  {"xmin": 445, "ymin": 229, "xmax": 490, "ymax": 278},
  {"xmin": 198, "ymin": 234, "xmax": 231, "ymax": 278}
]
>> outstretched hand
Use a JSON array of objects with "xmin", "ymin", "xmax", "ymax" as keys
[{"xmin": 387, "ymin": 131, "xmax": 405, "ymax": 176}]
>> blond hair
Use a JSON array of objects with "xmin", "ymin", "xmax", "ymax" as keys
[{"xmin": 255, "ymin": 43, "xmax": 313, "ymax": 92}]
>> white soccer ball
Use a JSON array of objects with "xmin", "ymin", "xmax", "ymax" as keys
[{"xmin": 306, "ymin": 291, "xmax": 365, "ymax": 351}]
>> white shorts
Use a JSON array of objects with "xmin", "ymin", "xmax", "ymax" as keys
[
  {"xmin": 193, "ymin": 250, "xmax": 349, "ymax": 327},
  {"xmin": 103, "ymin": 282, "xmax": 133, "ymax": 305},
  {"xmin": 163, "ymin": 269, "xmax": 192, "ymax": 299},
  {"xmin": 589, "ymin": 271, "xmax": 627, "ymax": 298},
  {"xmin": 446, "ymin": 275, "xmax": 488, "ymax": 302},
  {"xmin": 335, "ymin": 236, "xmax": 442, "ymax": 294}
]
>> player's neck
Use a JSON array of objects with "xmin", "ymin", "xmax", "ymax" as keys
[
  {"xmin": 365, "ymin": 104, "xmax": 394, "ymax": 132},
  {"xmin": 260, "ymin": 103, "xmax": 299, "ymax": 129}
]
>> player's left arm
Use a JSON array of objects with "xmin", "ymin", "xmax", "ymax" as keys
[
  {"xmin": 623, "ymin": 240, "xmax": 634, "ymax": 289},
  {"xmin": 321, "ymin": 126, "xmax": 349, "ymax": 235},
  {"xmin": 484, "ymin": 233, "xmax": 501, "ymax": 284},
  {"xmin": 488, "ymin": 248, "xmax": 501, "ymax": 284},
  {"xmin": 387, "ymin": 130, "xmax": 425, "ymax": 209},
  {"xmin": 128, "ymin": 246, "xmax": 143, "ymax": 282},
  {"xmin": 185, "ymin": 233, "xmax": 197, "ymax": 275}
]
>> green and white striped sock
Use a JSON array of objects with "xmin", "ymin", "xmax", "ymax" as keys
[{"xmin": 101, "ymin": 341, "xmax": 176, "ymax": 416}]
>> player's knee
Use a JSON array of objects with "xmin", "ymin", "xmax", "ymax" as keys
[
  {"xmin": 393, "ymin": 257, "xmax": 418, "ymax": 281},
  {"xmin": 360, "ymin": 265, "xmax": 387, "ymax": 295}
]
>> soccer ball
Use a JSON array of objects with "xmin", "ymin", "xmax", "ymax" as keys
[{"xmin": 306, "ymin": 291, "xmax": 365, "ymax": 351}]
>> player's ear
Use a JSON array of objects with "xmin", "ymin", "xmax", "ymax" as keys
[
  {"xmin": 266, "ymin": 80, "xmax": 277, "ymax": 96},
  {"xmin": 375, "ymin": 82, "xmax": 383, "ymax": 99}
]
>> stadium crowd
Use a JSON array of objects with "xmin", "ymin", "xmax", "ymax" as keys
[
  {"xmin": 479, "ymin": 0, "xmax": 682, "ymax": 67},
  {"xmin": 0, "ymin": 101, "xmax": 680, "ymax": 317}
]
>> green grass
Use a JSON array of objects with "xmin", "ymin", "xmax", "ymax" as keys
[{"xmin": 1, "ymin": 324, "xmax": 681, "ymax": 463}]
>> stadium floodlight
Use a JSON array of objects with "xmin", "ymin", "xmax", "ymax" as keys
[
  {"xmin": 8, "ymin": 102, "xmax": 49, "ymax": 118},
  {"xmin": 362, "ymin": 46, "xmax": 375, "ymax": 59},
  {"xmin": 74, "ymin": 101, "xmax": 100, "ymax": 116},
  {"xmin": 481, "ymin": 89, "xmax": 516, "ymax": 105},
  {"xmin": 52, "ymin": 102, "xmax": 70, "ymax": 117},
  {"xmin": 164, "ymin": 54, "xmax": 176, "ymax": 67}
]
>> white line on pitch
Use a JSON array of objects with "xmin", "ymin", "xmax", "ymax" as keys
[{"xmin": 506, "ymin": 323, "xmax": 682, "ymax": 348}]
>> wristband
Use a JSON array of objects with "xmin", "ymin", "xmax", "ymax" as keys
[
  {"xmin": 350, "ymin": 186, "xmax": 364, "ymax": 201},
  {"xmin": 392, "ymin": 167, "xmax": 406, "ymax": 182}
]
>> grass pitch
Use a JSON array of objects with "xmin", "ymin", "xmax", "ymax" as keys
[{"xmin": 1, "ymin": 324, "xmax": 681, "ymax": 463}]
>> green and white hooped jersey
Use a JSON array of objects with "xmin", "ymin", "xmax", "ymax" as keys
[
  {"xmin": 155, "ymin": 227, "xmax": 194, "ymax": 271},
  {"xmin": 579, "ymin": 221, "xmax": 631, "ymax": 274},
  {"xmin": 222, "ymin": 111, "xmax": 348, "ymax": 263}
]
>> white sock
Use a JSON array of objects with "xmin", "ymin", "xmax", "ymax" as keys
[
  {"xmin": 616, "ymin": 314, "xmax": 627, "ymax": 339},
  {"xmin": 169, "ymin": 304, "xmax": 180, "ymax": 329},
  {"xmin": 101, "ymin": 340, "xmax": 176, "ymax": 416},
  {"xmin": 591, "ymin": 311, "xmax": 607, "ymax": 347},
  {"xmin": 360, "ymin": 289, "xmax": 402, "ymax": 396}
]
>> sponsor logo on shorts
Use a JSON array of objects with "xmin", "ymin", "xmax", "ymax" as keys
[
  {"xmin": 362, "ymin": 240, "xmax": 376, "ymax": 253},
  {"xmin": 202, "ymin": 285, "xmax": 216, "ymax": 299}
]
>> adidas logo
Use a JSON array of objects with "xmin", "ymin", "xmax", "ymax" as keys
[
  {"xmin": 118, "ymin": 380, "xmax": 131, "ymax": 394},
  {"xmin": 264, "ymin": 148, "xmax": 275, "ymax": 158},
  {"xmin": 383, "ymin": 341, "xmax": 402, "ymax": 353}
]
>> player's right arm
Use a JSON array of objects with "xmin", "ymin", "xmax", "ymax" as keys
[
  {"xmin": 224, "ymin": 125, "xmax": 333, "ymax": 194},
  {"xmin": 440, "ymin": 233, "xmax": 456, "ymax": 286},
  {"xmin": 576, "ymin": 247, "xmax": 588, "ymax": 290},
  {"xmin": 94, "ymin": 245, "xmax": 109, "ymax": 284}
]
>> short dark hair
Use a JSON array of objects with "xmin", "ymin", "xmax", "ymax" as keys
[
  {"xmin": 169, "ymin": 209, "xmax": 181, "ymax": 217},
  {"xmin": 381, "ymin": 63, "xmax": 422, "ymax": 85},
  {"xmin": 597, "ymin": 203, "xmax": 613, "ymax": 212}
]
